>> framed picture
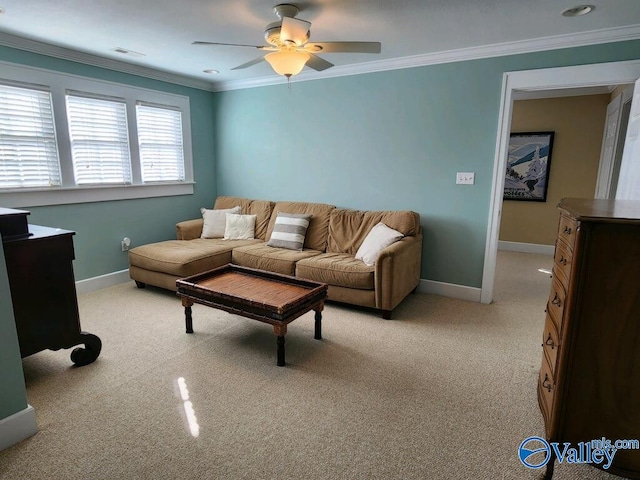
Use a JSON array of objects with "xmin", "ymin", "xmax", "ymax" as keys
[{"xmin": 504, "ymin": 131, "xmax": 555, "ymax": 202}]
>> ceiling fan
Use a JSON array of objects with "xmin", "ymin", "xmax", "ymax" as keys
[{"xmin": 193, "ymin": 3, "xmax": 381, "ymax": 79}]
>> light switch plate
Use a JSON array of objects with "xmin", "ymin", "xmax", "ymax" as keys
[{"xmin": 456, "ymin": 172, "xmax": 475, "ymax": 185}]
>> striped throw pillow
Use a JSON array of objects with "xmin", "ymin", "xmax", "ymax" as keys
[{"xmin": 266, "ymin": 212, "xmax": 312, "ymax": 251}]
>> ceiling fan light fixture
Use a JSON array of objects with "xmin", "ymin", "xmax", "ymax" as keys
[{"xmin": 265, "ymin": 50, "xmax": 310, "ymax": 77}]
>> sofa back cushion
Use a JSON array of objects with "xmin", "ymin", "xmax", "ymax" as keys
[
  {"xmin": 327, "ymin": 209, "xmax": 421, "ymax": 255},
  {"xmin": 248, "ymin": 200, "xmax": 275, "ymax": 241},
  {"xmin": 214, "ymin": 196, "xmax": 274, "ymax": 240},
  {"xmin": 214, "ymin": 196, "xmax": 252, "ymax": 212},
  {"xmin": 266, "ymin": 201, "xmax": 335, "ymax": 252}
]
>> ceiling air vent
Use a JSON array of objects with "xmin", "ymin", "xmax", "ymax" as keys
[{"xmin": 110, "ymin": 47, "xmax": 145, "ymax": 57}]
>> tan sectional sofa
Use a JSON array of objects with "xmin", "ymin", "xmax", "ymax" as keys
[{"xmin": 129, "ymin": 196, "xmax": 422, "ymax": 319}]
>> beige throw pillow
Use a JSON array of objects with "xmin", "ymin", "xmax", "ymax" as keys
[
  {"xmin": 355, "ymin": 222, "xmax": 404, "ymax": 266},
  {"xmin": 201, "ymin": 206, "xmax": 241, "ymax": 238},
  {"xmin": 224, "ymin": 213, "xmax": 256, "ymax": 240}
]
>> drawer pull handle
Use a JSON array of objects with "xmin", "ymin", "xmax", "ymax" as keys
[
  {"xmin": 551, "ymin": 292, "xmax": 562, "ymax": 307},
  {"xmin": 563, "ymin": 226, "xmax": 572, "ymax": 235},
  {"xmin": 558, "ymin": 255, "xmax": 567, "ymax": 265},
  {"xmin": 542, "ymin": 373, "xmax": 552, "ymax": 393},
  {"xmin": 544, "ymin": 333, "xmax": 555, "ymax": 350}
]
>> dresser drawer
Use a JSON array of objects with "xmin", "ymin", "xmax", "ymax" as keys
[
  {"xmin": 553, "ymin": 240, "xmax": 573, "ymax": 286},
  {"xmin": 547, "ymin": 277, "xmax": 567, "ymax": 333},
  {"xmin": 542, "ymin": 314, "xmax": 561, "ymax": 376},
  {"xmin": 538, "ymin": 356, "xmax": 556, "ymax": 433},
  {"xmin": 557, "ymin": 215, "xmax": 578, "ymax": 250}
]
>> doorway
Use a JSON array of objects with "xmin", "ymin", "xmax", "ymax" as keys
[{"xmin": 481, "ymin": 60, "xmax": 640, "ymax": 304}]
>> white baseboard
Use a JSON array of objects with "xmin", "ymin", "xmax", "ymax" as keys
[
  {"xmin": 77, "ymin": 268, "xmax": 484, "ymax": 304},
  {"xmin": 0, "ymin": 405, "xmax": 37, "ymax": 451},
  {"xmin": 75, "ymin": 269, "xmax": 131, "ymax": 294},
  {"xmin": 498, "ymin": 241, "xmax": 555, "ymax": 256},
  {"xmin": 417, "ymin": 279, "xmax": 482, "ymax": 303}
]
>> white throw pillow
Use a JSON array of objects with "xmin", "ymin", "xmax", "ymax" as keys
[
  {"xmin": 201, "ymin": 206, "xmax": 241, "ymax": 238},
  {"xmin": 355, "ymin": 222, "xmax": 404, "ymax": 266},
  {"xmin": 224, "ymin": 213, "xmax": 257, "ymax": 240}
]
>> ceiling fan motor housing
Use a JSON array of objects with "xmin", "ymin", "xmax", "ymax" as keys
[
  {"xmin": 264, "ymin": 22, "xmax": 309, "ymax": 47},
  {"xmin": 265, "ymin": 4, "xmax": 310, "ymax": 46},
  {"xmin": 273, "ymin": 4, "xmax": 300, "ymax": 19}
]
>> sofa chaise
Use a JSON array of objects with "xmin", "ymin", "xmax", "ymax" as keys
[{"xmin": 128, "ymin": 196, "xmax": 423, "ymax": 319}]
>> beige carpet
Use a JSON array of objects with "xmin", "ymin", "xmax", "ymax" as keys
[{"xmin": 0, "ymin": 252, "xmax": 631, "ymax": 479}]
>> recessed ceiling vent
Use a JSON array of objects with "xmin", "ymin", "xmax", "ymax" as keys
[
  {"xmin": 110, "ymin": 47, "xmax": 146, "ymax": 57},
  {"xmin": 562, "ymin": 5, "xmax": 595, "ymax": 17}
]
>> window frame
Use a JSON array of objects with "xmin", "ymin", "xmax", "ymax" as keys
[
  {"xmin": 0, "ymin": 81, "xmax": 62, "ymax": 189},
  {"xmin": 0, "ymin": 61, "xmax": 194, "ymax": 208},
  {"xmin": 136, "ymin": 101, "xmax": 186, "ymax": 183}
]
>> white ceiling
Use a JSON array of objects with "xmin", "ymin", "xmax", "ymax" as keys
[{"xmin": 0, "ymin": 0, "xmax": 639, "ymax": 90}]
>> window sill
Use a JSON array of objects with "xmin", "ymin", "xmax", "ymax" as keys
[{"xmin": 0, "ymin": 182, "xmax": 195, "ymax": 208}]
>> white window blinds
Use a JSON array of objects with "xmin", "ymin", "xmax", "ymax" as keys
[
  {"xmin": 66, "ymin": 92, "xmax": 132, "ymax": 185},
  {"xmin": 136, "ymin": 103, "xmax": 185, "ymax": 182},
  {"xmin": 0, "ymin": 83, "xmax": 61, "ymax": 188}
]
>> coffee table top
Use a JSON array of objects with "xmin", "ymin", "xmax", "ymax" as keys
[{"xmin": 176, "ymin": 264, "xmax": 327, "ymax": 323}]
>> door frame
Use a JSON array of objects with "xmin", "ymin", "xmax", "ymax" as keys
[{"xmin": 481, "ymin": 59, "xmax": 640, "ymax": 304}]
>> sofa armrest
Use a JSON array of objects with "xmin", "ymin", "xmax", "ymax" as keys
[
  {"xmin": 176, "ymin": 219, "xmax": 203, "ymax": 240},
  {"xmin": 374, "ymin": 233, "xmax": 423, "ymax": 312}
]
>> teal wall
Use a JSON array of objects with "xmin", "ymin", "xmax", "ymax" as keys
[
  {"xmin": 0, "ymin": 243, "xmax": 28, "ymax": 420},
  {"xmin": 0, "ymin": 47, "xmax": 216, "ymax": 432},
  {"xmin": 213, "ymin": 40, "xmax": 640, "ymax": 287},
  {"xmin": 0, "ymin": 46, "xmax": 217, "ymax": 280}
]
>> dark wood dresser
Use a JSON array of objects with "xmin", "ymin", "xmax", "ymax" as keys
[
  {"xmin": 538, "ymin": 198, "xmax": 640, "ymax": 479},
  {"xmin": 0, "ymin": 207, "xmax": 101, "ymax": 366}
]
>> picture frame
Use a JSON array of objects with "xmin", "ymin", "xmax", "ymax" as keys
[{"xmin": 503, "ymin": 131, "xmax": 555, "ymax": 202}]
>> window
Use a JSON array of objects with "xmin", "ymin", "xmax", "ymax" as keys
[
  {"xmin": 0, "ymin": 82, "xmax": 61, "ymax": 188},
  {"xmin": 0, "ymin": 61, "xmax": 194, "ymax": 207},
  {"xmin": 66, "ymin": 92, "xmax": 132, "ymax": 185},
  {"xmin": 136, "ymin": 103, "xmax": 185, "ymax": 183}
]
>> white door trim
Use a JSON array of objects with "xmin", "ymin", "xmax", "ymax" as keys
[
  {"xmin": 481, "ymin": 59, "xmax": 640, "ymax": 304},
  {"xmin": 594, "ymin": 94, "xmax": 623, "ymax": 199}
]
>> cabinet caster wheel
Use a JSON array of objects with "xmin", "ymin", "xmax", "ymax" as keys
[{"xmin": 71, "ymin": 332, "xmax": 102, "ymax": 366}]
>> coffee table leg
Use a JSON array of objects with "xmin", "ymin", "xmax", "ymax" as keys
[
  {"xmin": 276, "ymin": 335, "xmax": 285, "ymax": 366},
  {"xmin": 314, "ymin": 302, "xmax": 324, "ymax": 340},
  {"xmin": 182, "ymin": 297, "xmax": 194, "ymax": 334},
  {"xmin": 274, "ymin": 324, "xmax": 287, "ymax": 367}
]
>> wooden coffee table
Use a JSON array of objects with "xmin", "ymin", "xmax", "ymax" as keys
[{"xmin": 176, "ymin": 264, "xmax": 328, "ymax": 366}]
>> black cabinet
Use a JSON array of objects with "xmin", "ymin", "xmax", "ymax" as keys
[{"xmin": 0, "ymin": 207, "xmax": 101, "ymax": 366}]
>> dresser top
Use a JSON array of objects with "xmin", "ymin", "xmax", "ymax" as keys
[
  {"xmin": 559, "ymin": 198, "xmax": 640, "ymax": 222},
  {"xmin": 0, "ymin": 207, "xmax": 30, "ymax": 217}
]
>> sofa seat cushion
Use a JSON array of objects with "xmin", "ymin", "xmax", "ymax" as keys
[
  {"xmin": 296, "ymin": 253, "xmax": 375, "ymax": 290},
  {"xmin": 231, "ymin": 243, "xmax": 322, "ymax": 276},
  {"xmin": 129, "ymin": 238, "xmax": 260, "ymax": 277}
]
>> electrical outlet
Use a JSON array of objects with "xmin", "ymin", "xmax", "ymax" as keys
[
  {"xmin": 456, "ymin": 172, "xmax": 475, "ymax": 185},
  {"xmin": 121, "ymin": 237, "xmax": 131, "ymax": 251}
]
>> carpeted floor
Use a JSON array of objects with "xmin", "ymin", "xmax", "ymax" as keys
[{"xmin": 0, "ymin": 252, "xmax": 632, "ymax": 479}]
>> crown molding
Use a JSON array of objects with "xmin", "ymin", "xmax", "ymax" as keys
[
  {"xmin": 0, "ymin": 32, "xmax": 217, "ymax": 91},
  {"xmin": 212, "ymin": 23, "xmax": 640, "ymax": 91},
  {"xmin": 1, "ymin": 23, "xmax": 639, "ymax": 93}
]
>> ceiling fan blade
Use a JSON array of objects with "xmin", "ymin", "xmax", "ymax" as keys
[
  {"xmin": 280, "ymin": 17, "xmax": 311, "ymax": 46},
  {"xmin": 193, "ymin": 41, "xmax": 265, "ymax": 49},
  {"xmin": 306, "ymin": 54, "xmax": 333, "ymax": 72},
  {"xmin": 306, "ymin": 42, "xmax": 381, "ymax": 54},
  {"xmin": 231, "ymin": 56, "xmax": 266, "ymax": 70}
]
